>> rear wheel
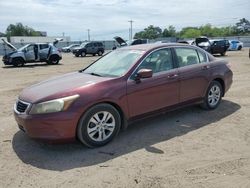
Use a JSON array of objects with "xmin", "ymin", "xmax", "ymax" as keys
[
  {"xmin": 77, "ymin": 104, "xmax": 121, "ymax": 147},
  {"xmin": 238, "ymin": 46, "xmax": 242, "ymax": 50},
  {"xmin": 47, "ymin": 55, "xmax": 59, "ymax": 65},
  {"xmin": 98, "ymin": 50, "xmax": 103, "ymax": 56},
  {"xmin": 201, "ymin": 81, "xmax": 222, "ymax": 110}
]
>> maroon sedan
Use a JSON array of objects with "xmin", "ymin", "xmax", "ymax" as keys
[{"xmin": 14, "ymin": 43, "xmax": 233, "ymax": 147}]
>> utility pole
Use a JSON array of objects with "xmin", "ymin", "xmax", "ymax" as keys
[
  {"xmin": 128, "ymin": 20, "xmax": 134, "ymax": 41},
  {"xmin": 87, "ymin": 29, "xmax": 90, "ymax": 41}
]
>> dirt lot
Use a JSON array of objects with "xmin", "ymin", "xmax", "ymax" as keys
[{"xmin": 0, "ymin": 50, "xmax": 250, "ymax": 188}]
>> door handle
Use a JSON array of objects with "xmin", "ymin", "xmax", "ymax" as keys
[
  {"xmin": 202, "ymin": 65, "xmax": 210, "ymax": 70},
  {"xmin": 167, "ymin": 74, "xmax": 178, "ymax": 79}
]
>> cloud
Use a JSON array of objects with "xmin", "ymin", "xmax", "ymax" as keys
[{"xmin": 0, "ymin": 0, "xmax": 249, "ymax": 40}]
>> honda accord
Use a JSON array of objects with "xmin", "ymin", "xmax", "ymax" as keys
[{"xmin": 14, "ymin": 43, "xmax": 233, "ymax": 147}]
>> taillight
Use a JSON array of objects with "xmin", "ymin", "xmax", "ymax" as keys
[{"xmin": 226, "ymin": 63, "xmax": 231, "ymax": 69}]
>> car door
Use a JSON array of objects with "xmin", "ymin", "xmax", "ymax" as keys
[
  {"xmin": 39, "ymin": 44, "xmax": 49, "ymax": 61},
  {"xmin": 174, "ymin": 47, "xmax": 210, "ymax": 103},
  {"xmin": 127, "ymin": 48, "xmax": 179, "ymax": 117},
  {"xmin": 86, "ymin": 43, "xmax": 94, "ymax": 54},
  {"xmin": 24, "ymin": 44, "xmax": 36, "ymax": 62},
  {"xmin": 212, "ymin": 41, "xmax": 224, "ymax": 54}
]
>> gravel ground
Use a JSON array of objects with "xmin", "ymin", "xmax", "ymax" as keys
[{"xmin": 0, "ymin": 50, "xmax": 250, "ymax": 188}]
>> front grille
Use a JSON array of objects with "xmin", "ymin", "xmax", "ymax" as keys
[{"xmin": 15, "ymin": 100, "xmax": 30, "ymax": 114}]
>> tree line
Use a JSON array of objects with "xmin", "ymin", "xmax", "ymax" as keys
[{"xmin": 134, "ymin": 18, "xmax": 250, "ymax": 39}]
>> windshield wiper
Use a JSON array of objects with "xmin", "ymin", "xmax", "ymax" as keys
[{"xmin": 89, "ymin": 72, "xmax": 102, "ymax": 77}]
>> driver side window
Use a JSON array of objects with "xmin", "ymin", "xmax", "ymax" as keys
[
  {"xmin": 26, "ymin": 45, "xmax": 34, "ymax": 52},
  {"xmin": 137, "ymin": 48, "xmax": 173, "ymax": 74}
]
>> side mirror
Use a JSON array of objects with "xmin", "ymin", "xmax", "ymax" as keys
[{"xmin": 135, "ymin": 69, "xmax": 153, "ymax": 82}]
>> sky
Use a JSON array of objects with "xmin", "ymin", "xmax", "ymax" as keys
[{"xmin": 0, "ymin": 0, "xmax": 250, "ymax": 41}]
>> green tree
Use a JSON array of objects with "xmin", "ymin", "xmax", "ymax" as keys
[
  {"xmin": 180, "ymin": 27, "xmax": 201, "ymax": 38},
  {"xmin": 236, "ymin": 18, "xmax": 250, "ymax": 33},
  {"xmin": 134, "ymin": 25, "xmax": 162, "ymax": 39},
  {"xmin": 162, "ymin": 25, "xmax": 176, "ymax": 37},
  {"xmin": 6, "ymin": 23, "xmax": 40, "ymax": 40}
]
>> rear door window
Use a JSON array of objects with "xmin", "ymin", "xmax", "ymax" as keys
[
  {"xmin": 197, "ymin": 50, "xmax": 207, "ymax": 63},
  {"xmin": 175, "ymin": 48, "xmax": 200, "ymax": 67},
  {"xmin": 39, "ymin": 44, "xmax": 49, "ymax": 50}
]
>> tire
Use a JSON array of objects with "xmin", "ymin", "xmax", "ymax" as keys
[
  {"xmin": 67, "ymin": 49, "xmax": 70, "ymax": 52},
  {"xmin": 238, "ymin": 46, "xmax": 242, "ymax": 51},
  {"xmin": 75, "ymin": 54, "xmax": 79, "ymax": 57},
  {"xmin": 81, "ymin": 51, "xmax": 86, "ymax": 57},
  {"xmin": 201, "ymin": 81, "xmax": 223, "ymax": 110},
  {"xmin": 47, "ymin": 55, "xmax": 59, "ymax": 65},
  {"xmin": 92, "ymin": 54, "xmax": 96, "ymax": 56},
  {"xmin": 221, "ymin": 52, "xmax": 226, "ymax": 56},
  {"xmin": 12, "ymin": 58, "xmax": 24, "ymax": 67},
  {"xmin": 77, "ymin": 103, "xmax": 121, "ymax": 148},
  {"xmin": 98, "ymin": 50, "xmax": 103, "ymax": 56}
]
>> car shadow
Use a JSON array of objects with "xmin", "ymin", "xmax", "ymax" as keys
[
  {"xmin": 12, "ymin": 100, "xmax": 240, "ymax": 171},
  {"xmin": 2, "ymin": 63, "xmax": 63, "ymax": 69}
]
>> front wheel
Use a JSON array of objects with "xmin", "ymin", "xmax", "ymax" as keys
[
  {"xmin": 81, "ymin": 51, "xmax": 86, "ymax": 57},
  {"xmin": 201, "ymin": 81, "xmax": 222, "ymax": 110},
  {"xmin": 221, "ymin": 52, "xmax": 226, "ymax": 56},
  {"xmin": 77, "ymin": 104, "xmax": 121, "ymax": 147}
]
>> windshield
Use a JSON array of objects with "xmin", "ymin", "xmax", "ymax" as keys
[
  {"xmin": 80, "ymin": 43, "xmax": 88, "ymax": 47},
  {"xmin": 18, "ymin": 44, "xmax": 30, "ymax": 51},
  {"xmin": 84, "ymin": 49, "xmax": 145, "ymax": 77}
]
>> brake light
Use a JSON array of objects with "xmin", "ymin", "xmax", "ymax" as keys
[{"xmin": 226, "ymin": 63, "xmax": 231, "ymax": 69}]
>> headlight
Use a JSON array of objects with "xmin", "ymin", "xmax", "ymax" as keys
[{"xmin": 29, "ymin": 94, "xmax": 79, "ymax": 114}]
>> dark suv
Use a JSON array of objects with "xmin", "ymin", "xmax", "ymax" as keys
[
  {"xmin": 195, "ymin": 37, "xmax": 229, "ymax": 56},
  {"xmin": 72, "ymin": 42, "xmax": 104, "ymax": 57}
]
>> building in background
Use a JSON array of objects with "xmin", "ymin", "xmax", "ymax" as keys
[
  {"xmin": 10, "ymin": 36, "xmax": 71, "ymax": 43},
  {"xmin": 37, "ymin": 31, "xmax": 47, "ymax": 36}
]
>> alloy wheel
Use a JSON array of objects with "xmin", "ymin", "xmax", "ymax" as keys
[
  {"xmin": 208, "ymin": 85, "xmax": 221, "ymax": 107},
  {"xmin": 87, "ymin": 111, "xmax": 115, "ymax": 142}
]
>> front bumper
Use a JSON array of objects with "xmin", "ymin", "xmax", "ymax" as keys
[
  {"xmin": 2, "ymin": 56, "xmax": 12, "ymax": 65},
  {"xmin": 14, "ymin": 110, "xmax": 80, "ymax": 142}
]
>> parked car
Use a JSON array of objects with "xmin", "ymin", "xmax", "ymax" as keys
[
  {"xmin": 72, "ymin": 41, "xmax": 104, "ymax": 57},
  {"xmin": 2, "ymin": 39, "xmax": 62, "ymax": 67},
  {"xmin": 14, "ymin": 43, "xmax": 233, "ymax": 147},
  {"xmin": 195, "ymin": 37, "xmax": 229, "ymax": 56},
  {"xmin": 62, "ymin": 44, "xmax": 80, "ymax": 52},
  {"xmin": 113, "ymin": 36, "xmax": 149, "ymax": 49},
  {"xmin": 228, "ymin": 40, "xmax": 243, "ymax": 51}
]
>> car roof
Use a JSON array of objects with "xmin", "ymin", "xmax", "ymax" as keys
[{"xmin": 119, "ymin": 43, "xmax": 191, "ymax": 51}]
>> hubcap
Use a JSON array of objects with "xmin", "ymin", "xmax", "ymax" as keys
[
  {"xmin": 87, "ymin": 111, "xmax": 115, "ymax": 142},
  {"xmin": 208, "ymin": 85, "xmax": 221, "ymax": 106}
]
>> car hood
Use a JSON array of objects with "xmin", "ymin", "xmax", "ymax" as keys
[
  {"xmin": 195, "ymin": 37, "xmax": 210, "ymax": 45},
  {"xmin": 1, "ymin": 39, "xmax": 17, "ymax": 51},
  {"xmin": 114, "ymin": 36, "xmax": 127, "ymax": 46},
  {"xmin": 19, "ymin": 72, "xmax": 114, "ymax": 103}
]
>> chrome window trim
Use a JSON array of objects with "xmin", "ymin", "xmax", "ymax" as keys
[{"xmin": 14, "ymin": 99, "xmax": 31, "ymax": 115}]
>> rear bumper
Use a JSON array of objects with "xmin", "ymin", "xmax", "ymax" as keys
[{"xmin": 224, "ymin": 70, "xmax": 233, "ymax": 94}]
